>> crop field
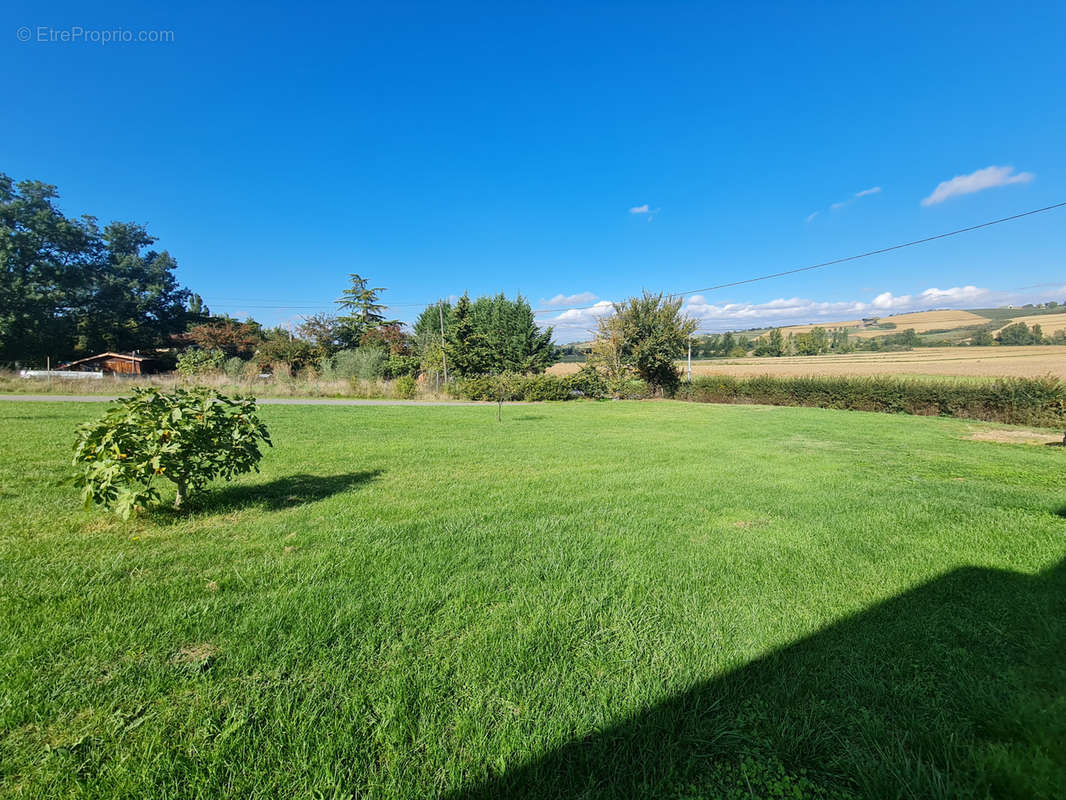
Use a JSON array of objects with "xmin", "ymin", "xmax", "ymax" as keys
[
  {"xmin": 773, "ymin": 309, "xmax": 991, "ymax": 339},
  {"xmin": 686, "ymin": 346, "xmax": 1066, "ymax": 379},
  {"xmin": 1, "ymin": 400, "xmax": 1064, "ymax": 799},
  {"xmin": 549, "ymin": 345, "xmax": 1066, "ymax": 379},
  {"xmin": 996, "ymin": 311, "xmax": 1066, "ymax": 336}
]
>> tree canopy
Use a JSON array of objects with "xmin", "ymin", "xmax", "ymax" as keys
[
  {"xmin": 0, "ymin": 173, "xmax": 192, "ymax": 365},
  {"xmin": 603, "ymin": 291, "xmax": 697, "ymax": 393},
  {"xmin": 335, "ymin": 273, "xmax": 395, "ymax": 347},
  {"xmin": 435, "ymin": 293, "xmax": 554, "ymax": 376}
]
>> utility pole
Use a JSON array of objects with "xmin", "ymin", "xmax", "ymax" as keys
[
  {"xmin": 687, "ymin": 338, "xmax": 692, "ymax": 382},
  {"xmin": 438, "ymin": 300, "xmax": 449, "ymax": 384}
]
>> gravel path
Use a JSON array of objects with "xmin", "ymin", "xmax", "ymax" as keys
[{"xmin": 0, "ymin": 394, "xmax": 494, "ymax": 406}]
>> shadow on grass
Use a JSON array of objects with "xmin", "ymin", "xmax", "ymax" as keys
[
  {"xmin": 191, "ymin": 470, "xmax": 383, "ymax": 513},
  {"xmin": 449, "ymin": 557, "xmax": 1066, "ymax": 800}
]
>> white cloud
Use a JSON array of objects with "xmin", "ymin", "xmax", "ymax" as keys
[
  {"xmin": 921, "ymin": 165, "xmax": 1034, "ymax": 206},
  {"xmin": 539, "ymin": 284, "xmax": 1064, "ymax": 342},
  {"xmin": 870, "ymin": 292, "xmax": 911, "ymax": 309},
  {"xmin": 917, "ymin": 285, "xmax": 987, "ymax": 303},
  {"xmin": 540, "ymin": 292, "xmax": 599, "ymax": 308},
  {"xmin": 812, "ymin": 185, "xmax": 883, "ymax": 220},
  {"xmin": 538, "ymin": 300, "xmax": 616, "ymax": 340},
  {"xmin": 679, "ymin": 284, "xmax": 1010, "ymax": 332},
  {"xmin": 629, "ymin": 204, "xmax": 651, "ymax": 214}
]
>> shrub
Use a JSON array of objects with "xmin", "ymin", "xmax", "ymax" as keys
[
  {"xmin": 676, "ymin": 374, "xmax": 1066, "ymax": 426},
  {"xmin": 332, "ymin": 348, "xmax": 386, "ymax": 380},
  {"xmin": 223, "ymin": 357, "xmax": 247, "ymax": 381},
  {"xmin": 562, "ymin": 365, "xmax": 601, "ymax": 397},
  {"xmin": 452, "ymin": 371, "xmax": 620, "ymax": 402},
  {"xmin": 394, "ymin": 375, "xmax": 417, "ymax": 399},
  {"xmin": 176, "ymin": 348, "xmax": 225, "ymax": 376},
  {"xmin": 72, "ymin": 387, "xmax": 271, "ymax": 517},
  {"xmin": 384, "ymin": 354, "xmax": 420, "ymax": 379}
]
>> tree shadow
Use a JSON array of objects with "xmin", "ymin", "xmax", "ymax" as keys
[
  {"xmin": 190, "ymin": 470, "xmax": 382, "ymax": 513},
  {"xmin": 448, "ymin": 556, "xmax": 1066, "ymax": 799}
]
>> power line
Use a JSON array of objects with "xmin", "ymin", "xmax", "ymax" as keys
[
  {"xmin": 532, "ymin": 202, "xmax": 1066, "ymax": 313},
  {"xmin": 666, "ymin": 202, "xmax": 1066, "ymax": 300},
  {"xmin": 203, "ymin": 202, "xmax": 1066, "ymax": 316}
]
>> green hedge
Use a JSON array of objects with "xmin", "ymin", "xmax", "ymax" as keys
[
  {"xmin": 451, "ymin": 369, "xmax": 649, "ymax": 402},
  {"xmin": 450, "ymin": 370, "xmax": 1065, "ymax": 425},
  {"xmin": 676, "ymin": 374, "xmax": 1066, "ymax": 426},
  {"xmin": 455, "ymin": 373, "xmax": 588, "ymax": 402}
]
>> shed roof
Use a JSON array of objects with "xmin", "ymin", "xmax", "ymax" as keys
[{"xmin": 61, "ymin": 352, "xmax": 151, "ymax": 368}]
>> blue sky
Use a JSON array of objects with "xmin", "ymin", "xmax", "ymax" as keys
[{"xmin": 4, "ymin": 1, "xmax": 1064, "ymax": 341}]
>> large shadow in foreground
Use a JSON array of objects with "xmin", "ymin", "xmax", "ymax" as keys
[
  {"xmin": 192, "ymin": 470, "xmax": 382, "ymax": 512},
  {"xmin": 450, "ymin": 557, "xmax": 1066, "ymax": 799}
]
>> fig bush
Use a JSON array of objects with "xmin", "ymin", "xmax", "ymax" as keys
[{"xmin": 73, "ymin": 387, "xmax": 271, "ymax": 517}]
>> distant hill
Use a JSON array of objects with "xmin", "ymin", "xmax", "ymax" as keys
[
  {"xmin": 554, "ymin": 304, "xmax": 1066, "ymax": 350},
  {"xmin": 715, "ymin": 304, "xmax": 1066, "ymax": 343}
]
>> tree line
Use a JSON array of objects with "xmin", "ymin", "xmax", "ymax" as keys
[
  {"xmin": 691, "ymin": 315, "xmax": 1066, "ymax": 360},
  {"xmin": 1, "ymin": 173, "xmax": 190, "ymax": 366},
  {"xmin": 0, "ymin": 172, "xmax": 558, "ymax": 377},
  {"xmin": 10, "ymin": 171, "xmax": 1056, "ymax": 388}
]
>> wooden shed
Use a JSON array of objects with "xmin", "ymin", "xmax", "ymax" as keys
[{"xmin": 59, "ymin": 352, "xmax": 160, "ymax": 375}]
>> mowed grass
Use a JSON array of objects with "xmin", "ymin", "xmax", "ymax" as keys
[{"xmin": 1, "ymin": 400, "xmax": 1064, "ymax": 799}]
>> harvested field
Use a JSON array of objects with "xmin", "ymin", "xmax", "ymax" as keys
[
  {"xmin": 547, "ymin": 346, "xmax": 1066, "ymax": 379},
  {"xmin": 846, "ymin": 309, "xmax": 990, "ymax": 338},
  {"xmin": 995, "ymin": 311, "xmax": 1066, "ymax": 336},
  {"xmin": 769, "ymin": 309, "xmax": 990, "ymax": 339}
]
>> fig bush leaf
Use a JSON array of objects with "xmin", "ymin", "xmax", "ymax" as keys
[{"xmin": 73, "ymin": 387, "xmax": 272, "ymax": 517}]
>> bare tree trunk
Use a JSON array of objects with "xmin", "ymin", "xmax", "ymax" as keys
[{"xmin": 174, "ymin": 479, "xmax": 187, "ymax": 510}]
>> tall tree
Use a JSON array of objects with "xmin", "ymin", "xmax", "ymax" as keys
[
  {"xmin": 588, "ymin": 312, "xmax": 634, "ymax": 396},
  {"xmin": 412, "ymin": 301, "xmax": 451, "ymax": 352},
  {"xmin": 186, "ymin": 294, "xmax": 210, "ymax": 322},
  {"xmin": 74, "ymin": 222, "xmax": 190, "ymax": 355},
  {"xmin": 0, "ymin": 175, "xmax": 95, "ymax": 363},
  {"xmin": 439, "ymin": 293, "xmax": 555, "ymax": 377},
  {"xmin": 0, "ymin": 173, "xmax": 191, "ymax": 364},
  {"xmin": 444, "ymin": 293, "xmax": 487, "ymax": 376},
  {"xmin": 412, "ymin": 301, "xmax": 452, "ymax": 378},
  {"xmin": 335, "ymin": 273, "xmax": 393, "ymax": 347},
  {"xmin": 602, "ymin": 291, "xmax": 697, "ymax": 393},
  {"xmin": 755, "ymin": 327, "xmax": 784, "ymax": 357}
]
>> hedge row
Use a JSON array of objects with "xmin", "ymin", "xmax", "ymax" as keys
[
  {"xmin": 451, "ymin": 370, "xmax": 1066, "ymax": 426},
  {"xmin": 676, "ymin": 374, "xmax": 1066, "ymax": 426},
  {"xmin": 454, "ymin": 370, "xmax": 643, "ymax": 402}
]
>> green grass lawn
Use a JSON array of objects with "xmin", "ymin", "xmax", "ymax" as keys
[{"xmin": 1, "ymin": 400, "xmax": 1064, "ymax": 799}]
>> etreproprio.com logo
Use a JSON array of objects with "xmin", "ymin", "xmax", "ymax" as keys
[{"xmin": 16, "ymin": 26, "xmax": 174, "ymax": 44}]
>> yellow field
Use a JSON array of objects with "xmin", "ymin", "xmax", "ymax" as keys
[
  {"xmin": 995, "ymin": 311, "xmax": 1066, "ymax": 336},
  {"xmin": 775, "ymin": 309, "xmax": 989, "ymax": 339},
  {"xmin": 547, "ymin": 346, "xmax": 1066, "ymax": 379}
]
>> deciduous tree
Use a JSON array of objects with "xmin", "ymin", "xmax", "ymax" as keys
[{"xmin": 603, "ymin": 291, "xmax": 697, "ymax": 393}]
